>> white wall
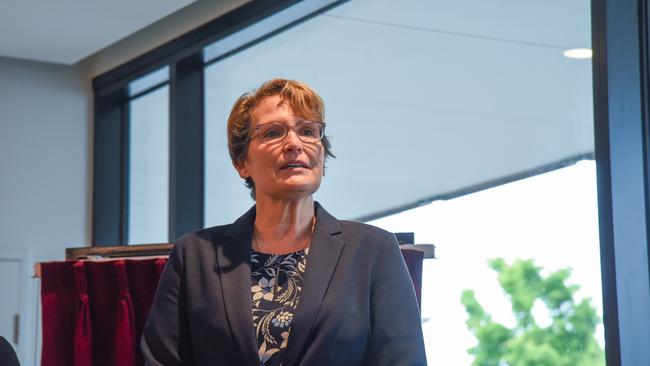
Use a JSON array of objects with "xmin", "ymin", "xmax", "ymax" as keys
[
  {"xmin": 0, "ymin": 56, "xmax": 90, "ymax": 260},
  {"xmin": 0, "ymin": 56, "xmax": 89, "ymax": 365}
]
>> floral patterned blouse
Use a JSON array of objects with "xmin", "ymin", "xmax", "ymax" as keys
[{"xmin": 251, "ymin": 248, "xmax": 308, "ymax": 366}]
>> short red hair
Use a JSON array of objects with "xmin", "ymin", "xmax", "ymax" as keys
[{"xmin": 226, "ymin": 78, "xmax": 334, "ymax": 197}]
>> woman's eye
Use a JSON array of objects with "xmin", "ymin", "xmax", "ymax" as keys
[
  {"xmin": 298, "ymin": 127, "xmax": 317, "ymax": 137},
  {"xmin": 262, "ymin": 127, "xmax": 284, "ymax": 139}
]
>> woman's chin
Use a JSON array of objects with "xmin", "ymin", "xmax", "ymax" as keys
[
  {"xmin": 278, "ymin": 173, "xmax": 320, "ymax": 186},
  {"xmin": 277, "ymin": 180, "xmax": 321, "ymax": 198}
]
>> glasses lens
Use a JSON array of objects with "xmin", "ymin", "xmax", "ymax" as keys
[
  {"xmin": 296, "ymin": 122, "xmax": 323, "ymax": 142},
  {"xmin": 258, "ymin": 123, "xmax": 287, "ymax": 142}
]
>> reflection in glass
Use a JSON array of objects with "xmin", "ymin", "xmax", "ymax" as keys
[{"xmin": 204, "ymin": 0, "xmax": 593, "ymax": 222}]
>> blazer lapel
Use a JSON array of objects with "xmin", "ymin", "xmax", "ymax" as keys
[
  {"xmin": 283, "ymin": 203, "xmax": 345, "ymax": 366},
  {"xmin": 214, "ymin": 206, "xmax": 260, "ymax": 366}
]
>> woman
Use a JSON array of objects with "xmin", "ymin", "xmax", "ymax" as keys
[{"xmin": 142, "ymin": 79, "xmax": 427, "ymax": 365}]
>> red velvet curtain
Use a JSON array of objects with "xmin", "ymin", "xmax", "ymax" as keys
[
  {"xmin": 40, "ymin": 251, "xmax": 421, "ymax": 365},
  {"xmin": 41, "ymin": 258, "xmax": 166, "ymax": 366}
]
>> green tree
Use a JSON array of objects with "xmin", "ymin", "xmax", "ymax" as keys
[{"xmin": 460, "ymin": 258, "xmax": 605, "ymax": 366}]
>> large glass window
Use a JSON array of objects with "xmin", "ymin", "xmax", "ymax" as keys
[{"xmin": 202, "ymin": 0, "xmax": 600, "ymax": 363}]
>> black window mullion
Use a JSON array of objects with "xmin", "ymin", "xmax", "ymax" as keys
[
  {"xmin": 592, "ymin": 0, "xmax": 650, "ymax": 364},
  {"xmin": 169, "ymin": 53, "xmax": 205, "ymax": 240},
  {"xmin": 93, "ymin": 89, "xmax": 128, "ymax": 245},
  {"xmin": 121, "ymin": 96, "xmax": 131, "ymax": 244}
]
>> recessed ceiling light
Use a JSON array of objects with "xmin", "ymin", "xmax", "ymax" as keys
[{"xmin": 563, "ymin": 48, "xmax": 592, "ymax": 59}]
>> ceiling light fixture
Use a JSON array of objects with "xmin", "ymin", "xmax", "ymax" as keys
[{"xmin": 563, "ymin": 48, "xmax": 592, "ymax": 59}]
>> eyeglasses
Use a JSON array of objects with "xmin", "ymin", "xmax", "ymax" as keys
[{"xmin": 254, "ymin": 121, "xmax": 326, "ymax": 144}]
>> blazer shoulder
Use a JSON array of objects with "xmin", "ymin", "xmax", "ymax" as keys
[
  {"xmin": 172, "ymin": 224, "xmax": 230, "ymax": 254},
  {"xmin": 337, "ymin": 220, "xmax": 396, "ymax": 251},
  {"xmin": 339, "ymin": 219, "xmax": 394, "ymax": 237}
]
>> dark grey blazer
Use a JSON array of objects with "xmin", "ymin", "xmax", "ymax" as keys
[{"xmin": 142, "ymin": 203, "xmax": 427, "ymax": 366}]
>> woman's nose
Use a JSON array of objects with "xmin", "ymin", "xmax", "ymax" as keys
[{"xmin": 283, "ymin": 129, "xmax": 303, "ymax": 152}]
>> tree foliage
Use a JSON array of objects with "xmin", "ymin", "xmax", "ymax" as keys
[{"xmin": 460, "ymin": 258, "xmax": 605, "ymax": 366}]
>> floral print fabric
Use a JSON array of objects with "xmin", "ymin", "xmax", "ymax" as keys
[{"xmin": 251, "ymin": 249, "xmax": 308, "ymax": 366}]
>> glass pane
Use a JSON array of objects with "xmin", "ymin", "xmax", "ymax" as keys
[
  {"xmin": 369, "ymin": 160, "xmax": 604, "ymax": 364},
  {"xmin": 203, "ymin": 1, "xmax": 334, "ymax": 64},
  {"xmin": 203, "ymin": 0, "xmax": 600, "ymax": 364},
  {"xmin": 128, "ymin": 85, "xmax": 169, "ymax": 244},
  {"xmin": 128, "ymin": 66, "xmax": 169, "ymax": 97},
  {"xmin": 204, "ymin": 0, "xmax": 594, "ymax": 222}
]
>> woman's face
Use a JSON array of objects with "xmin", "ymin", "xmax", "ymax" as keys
[{"xmin": 235, "ymin": 95, "xmax": 325, "ymax": 201}]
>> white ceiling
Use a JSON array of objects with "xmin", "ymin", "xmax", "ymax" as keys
[
  {"xmin": 0, "ymin": 0, "xmax": 195, "ymax": 64},
  {"xmin": 0, "ymin": 0, "xmax": 590, "ymax": 66}
]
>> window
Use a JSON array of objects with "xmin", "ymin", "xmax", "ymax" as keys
[{"xmin": 91, "ymin": 0, "xmax": 650, "ymax": 362}]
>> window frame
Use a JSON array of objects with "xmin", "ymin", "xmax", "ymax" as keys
[{"xmin": 591, "ymin": 0, "xmax": 650, "ymax": 363}]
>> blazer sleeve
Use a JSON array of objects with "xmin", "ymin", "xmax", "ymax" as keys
[
  {"xmin": 141, "ymin": 242, "xmax": 194, "ymax": 365},
  {"xmin": 364, "ymin": 233, "xmax": 428, "ymax": 366}
]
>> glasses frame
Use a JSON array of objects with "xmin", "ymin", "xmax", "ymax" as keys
[{"xmin": 253, "ymin": 121, "xmax": 326, "ymax": 144}]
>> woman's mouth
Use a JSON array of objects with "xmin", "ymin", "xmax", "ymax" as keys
[{"xmin": 281, "ymin": 162, "xmax": 309, "ymax": 169}]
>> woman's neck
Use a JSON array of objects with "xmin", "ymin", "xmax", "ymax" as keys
[{"xmin": 253, "ymin": 196, "xmax": 315, "ymax": 254}]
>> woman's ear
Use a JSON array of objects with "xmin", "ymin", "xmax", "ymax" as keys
[{"xmin": 233, "ymin": 160, "xmax": 250, "ymax": 179}]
